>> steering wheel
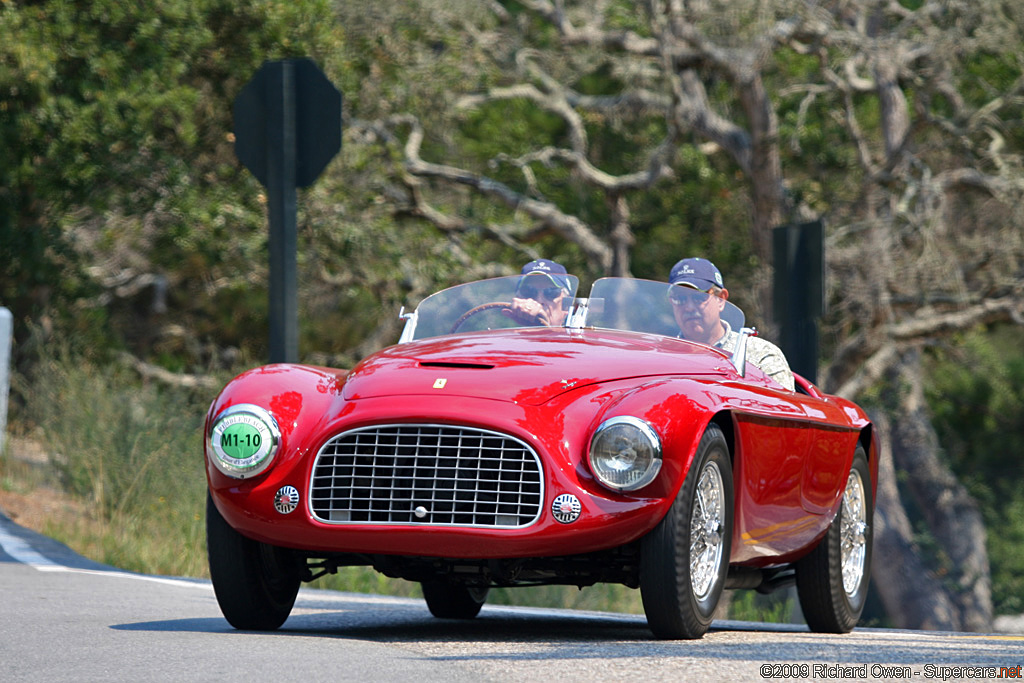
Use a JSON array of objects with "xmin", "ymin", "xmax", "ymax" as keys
[{"xmin": 449, "ymin": 301, "xmax": 513, "ymax": 334}]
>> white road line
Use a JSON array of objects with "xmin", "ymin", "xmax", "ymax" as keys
[
  {"xmin": 0, "ymin": 518, "xmax": 62, "ymax": 568},
  {"xmin": 37, "ymin": 566, "xmax": 214, "ymax": 590},
  {"xmin": 0, "ymin": 517, "xmax": 211, "ymax": 590}
]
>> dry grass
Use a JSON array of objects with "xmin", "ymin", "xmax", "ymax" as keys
[{"xmin": 0, "ymin": 436, "xmax": 87, "ymax": 533}]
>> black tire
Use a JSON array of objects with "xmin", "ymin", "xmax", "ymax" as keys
[
  {"xmin": 206, "ymin": 492, "xmax": 302, "ymax": 630},
  {"xmin": 796, "ymin": 445, "xmax": 873, "ymax": 633},
  {"xmin": 421, "ymin": 581, "xmax": 489, "ymax": 619},
  {"xmin": 640, "ymin": 423, "xmax": 733, "ymax": 639}
]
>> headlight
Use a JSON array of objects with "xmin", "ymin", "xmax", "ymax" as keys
[
  {"xmin": 207, "ymin": 404, "xmax": 281, "ymax": 479},
  {"xmin": 588, "ymin": 416, "xmax": 662, "ymax": 491}
]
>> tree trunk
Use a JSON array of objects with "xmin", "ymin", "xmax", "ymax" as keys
[
  {"xmin": 886, "ymin": 349, "xmax": 994, "ymax": 631},
  {"xmin": 736, "ymin": 72, "xmax": 786, "ymax": 271},
  {"xmin": 870, "ymin": 412, "xmax": 960, "ymax": 630},
  {"xmin": 607, "ymin": 194, "xmax": 634, "ymax": 277}
]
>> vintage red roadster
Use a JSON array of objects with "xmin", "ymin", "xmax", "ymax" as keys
[{"xmin": 205, "ymin": 275, "xmax": 877, "ymax": 639}]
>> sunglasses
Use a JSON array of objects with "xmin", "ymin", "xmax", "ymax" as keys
[
  {"xmin": 517, "ymin": 285, "xmax": 564, "ymax": 300},
  {"xmin": 668, "ymin": 288, "xmax": 713, "ymax": 307}
]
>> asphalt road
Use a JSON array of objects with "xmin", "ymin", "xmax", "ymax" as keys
[{"xmin": 2, "ymin": 511, "xmax": 1022, "ymax": 682}]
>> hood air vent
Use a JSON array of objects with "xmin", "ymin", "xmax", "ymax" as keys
[{"xmin": 418, "ymin": 361, "xmax": 494, "ymax": 370}]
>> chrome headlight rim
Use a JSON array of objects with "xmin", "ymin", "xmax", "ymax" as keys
[
  {"xmin": 588, "ymin": 415, "xmax": 663, "ymax": 492},
  {"xmin": 207, "ymin": 403, "xmax": 281, "ymax": 479}
]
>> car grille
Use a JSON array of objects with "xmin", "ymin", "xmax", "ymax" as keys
[{"xmin": 310, "ymin": 424, "xmax": 544, "ymax": 528}]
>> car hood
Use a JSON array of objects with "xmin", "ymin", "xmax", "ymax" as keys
[{"xmin": 342, "ymin": 327, "xmax": 732, "ymax": 406}]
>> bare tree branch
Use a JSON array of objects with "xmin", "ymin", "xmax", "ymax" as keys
[
  {"xmin": 517, "ymin": 0, "xmax": 662, "ymax": 56},
  {"xmin": 117, "ymin": 352, "xmax": 219, "ymax": 390},
  {"xmin": 397, "ymin": 113, "xmax": 615, "ymax": 269},
  {"xmin": 827, "ymin": 293, "xmax": 1023, "ymax": 397},
  {"xmin": 889, "ymin": 295, "xmax": 1024, "ymax": 341}
]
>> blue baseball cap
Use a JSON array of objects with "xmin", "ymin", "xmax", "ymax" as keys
[
  {"xmin": 519, "ymin": 259, "xmax": 569, "ymax": 290},
  {"xmin": 669, "ymin": 257, "xmax": 724, "ymax": 290}
]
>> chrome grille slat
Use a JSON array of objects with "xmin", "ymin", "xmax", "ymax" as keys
[{"xmin": 310, "ymin": 424, "xmax": 543, "ymax": 528}]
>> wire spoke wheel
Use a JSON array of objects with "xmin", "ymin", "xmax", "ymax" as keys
[
  {"xmin": 796, "ymin": 445, "xmax": 873, "ymax": 633},
  {"xmin": 640, "ymin": 423, "xmax": 732, "ymax": 639},
  {"xmin": 839, "ymin": 469, "xmax": 868, "ymax": 596},
  {"xmin": 689, "ymin": 461, "xmax": 725, "ymax": 600}
]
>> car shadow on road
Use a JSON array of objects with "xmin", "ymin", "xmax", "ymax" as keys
[{"xmin": 110, "ymin": 595, "xmax": 1024, "ymax": 669}]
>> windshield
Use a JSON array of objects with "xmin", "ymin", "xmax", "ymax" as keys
[
  {"xmin": 403, "ymin": 274, "xmax": 580, "ymax": 342},
  {"xmin": 585, "ymin": 277, "xmax": 744, "ymax": 341},
  {"xmin": 401, "ymin": 275, "xmax": 744, "ymax": 345}
]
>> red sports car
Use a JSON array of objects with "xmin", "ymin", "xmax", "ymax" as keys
[{"xmin": 205, "ymin": 276, "xmax": 877, "ymax": 639}]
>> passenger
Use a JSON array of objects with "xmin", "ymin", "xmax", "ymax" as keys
[{"xmin": 668, "ymin": 257, "xmax": 795, "ymax": 391}]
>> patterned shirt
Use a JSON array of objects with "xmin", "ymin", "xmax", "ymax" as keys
[{"xmin": 704, "ymin": 321, "xmax": 795, "ymax": 391}]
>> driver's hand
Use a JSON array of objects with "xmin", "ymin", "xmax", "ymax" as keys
[{"xmin": 502, "ymin": 298, "xmax": 547, "ymax": 326}]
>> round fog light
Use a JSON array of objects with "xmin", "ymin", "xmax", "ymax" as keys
[{"xmin": 588, "ymin": 416, "xmax": 662, "ymax": 491}]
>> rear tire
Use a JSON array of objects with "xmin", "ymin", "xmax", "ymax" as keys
[
  {"xmin": 796, "ymin": 445, "xmax": 873, "ymax": 633},
  {"xmin": 421, "ymin": 581, "xmax": 489, "ymax": 619},
  {"xmin": 640, "ymin": 423, "xmax": 733, "ymax": 639},
  {"xmin": 206, "ymin": 492, "xmax": 302, "ymax": 630}
]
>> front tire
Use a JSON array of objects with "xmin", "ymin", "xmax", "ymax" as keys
[
  {"xmin": 206, "ymin": 492, "xmax": 302, "ymax": 630},
  {"xmin": 796, "ymin": 445, "xmax": 873, "ymax": 633},
  {"xmin": 421, "ymin": 581, "xmax": 489, "ymax": 619},
  {"xmin": 640, "ymin": 423, "xmax": 733, "ymax": 639}
]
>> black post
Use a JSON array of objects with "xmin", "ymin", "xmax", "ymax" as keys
[
  {"xmin": 266, "ymin": 61, "xmax": 299, "ymax": 364},
  {"xmin": 234, "ymin": 58, "xmax": 341, "ymax": 364},
  {"xmin": 772, "ymin": 220, "xmax": 824, "ymax": 384}
]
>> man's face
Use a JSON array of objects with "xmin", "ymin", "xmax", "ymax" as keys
[
  {"xmin": 515, "ymin": 276, "xmax": 568, "ymax": 326},
  {"xmin": 670, "ymin": 285, "xmax": 727, "ymax": 344}
]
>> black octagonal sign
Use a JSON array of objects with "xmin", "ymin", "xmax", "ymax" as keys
[{"xmin": 234, "ymin": 58, "xmax": 342, "ymax": 188}]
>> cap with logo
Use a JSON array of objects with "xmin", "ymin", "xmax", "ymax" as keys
[
  {"xmin": 668, "ymin": 257, "xmax": 724, "ymax": 291},
  {"xmin": 519, "ymin": 258, "xmax": 569, "ymax": 290}
]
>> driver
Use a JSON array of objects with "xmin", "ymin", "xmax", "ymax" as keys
[
  {"xmin": 668, "ymin": 257, "xmax": 795, "ymax": 391},
  {"xmin": 502, "ymin": 259, "xmax": 572, "ymax": 327}
]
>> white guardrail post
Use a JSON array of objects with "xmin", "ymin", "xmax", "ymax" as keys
[{"xmin": 0, "ymin": 307, "xmax": 11, "ymax": 456}]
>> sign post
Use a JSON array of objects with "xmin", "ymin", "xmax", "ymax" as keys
[
  {"xmin": 233, "ymin": 58, "xmax": 342, "ymax": 363},
  {"xmin": 772, "ymin": 220, "xmax": 824, "ymax": 383}
]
